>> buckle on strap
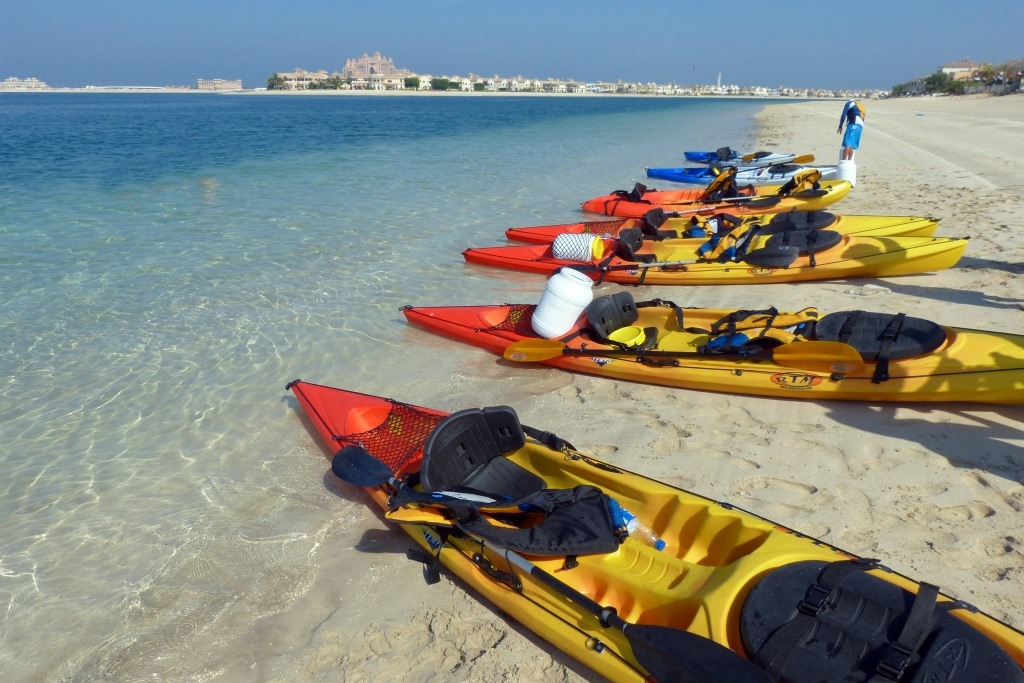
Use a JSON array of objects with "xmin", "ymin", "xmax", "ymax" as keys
[
  {"xmin": 876, "ymin": 640, "xmax": 916, "ymax": 680},
  {"xmin": 798, "ymin": 583, "xmax": 833, "ymax": 616}
]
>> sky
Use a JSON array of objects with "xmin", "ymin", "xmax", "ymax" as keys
[{"xmin": 2, "ymin": 0, "xmax": 1022, "ymax": 91}]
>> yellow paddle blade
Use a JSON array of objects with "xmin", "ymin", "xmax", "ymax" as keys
[
  {"xmin": 790, "ymin": 154, "xmax": 815, "ymax": 165},
  {"xmin": 386, "ymin": 506, "xmax": 457, "ymax": 527},
  {"xmin": 772, "ymin": 341, "xmax": 865, "ymax": 374},
  {"xmin": 504, "ymin": 338, "xmax": 571, "ymax": 362}
]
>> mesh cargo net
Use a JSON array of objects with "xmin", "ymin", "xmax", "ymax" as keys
[
  {"xmin": 484, "ymin": 304, "xmax": 537, "ymax": 335},
  {"xmin": 342, "ymin": 400, "xmax": 444, "ymax": 474},
  {"xmin": 579, "ymin": 218, "xmax": 626, "ymax": 236}
]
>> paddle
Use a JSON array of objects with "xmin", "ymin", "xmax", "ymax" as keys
[
  {"xmin": 331, "ymin": 445, "xmax": 772, "ymax": 683},
  {"xmin": 331, "ymin": 446, "xmax": 501, "ymax": 509},
  {"xmin": 703, "ymin": 195, "xmax": 782, "ymax": 208},
  {"xmin": 503, "ymin": 338, "xmax": 866, "ymax": 375},
  {"xmin": 565, "ymin": 244, "xmax": 801, "ymax": 274},
  {"xmin": 740, "ymin": 152, "xmax": 813, "ymax": 164}
]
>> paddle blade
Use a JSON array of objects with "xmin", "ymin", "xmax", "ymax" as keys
[
  {"xmin": 626, "ymin": 624, "xmax": 772, "ymax": 683},
  {"xmin": 331, "ymin": 445, "xmax": 394, "ymax": 487},
  {"xmin": 772, "ymin": 341, "xmax": 866, "ymax": 374},
  {"xmin": 503, "ymin": 339, "xmax": 566, "ymax": 362},
  {"xmin": 791, "ymin": 154, "xmax": 815, "ymax": 165}
]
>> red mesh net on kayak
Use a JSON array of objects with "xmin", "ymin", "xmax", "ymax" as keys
[
  {"xmin": 579, "ymin": 218, "xmax": 627, "ymax": 236},
  {"xmin": 485, "ymin": 304, "xmax": 537, "ymax": 335},
  {"xmin": 343, "ymin": 400, "xmax": 444, "ymax": 474}
]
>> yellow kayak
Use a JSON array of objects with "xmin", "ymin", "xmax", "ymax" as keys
[
  {"xmin": 403, "ymin": 295, "xmax": 1024, "ymax": 404},
  {"xmin": 287, "ymin": 379, "xmax": 1024, "ymax": 682},
  {"xmin": 462, "ymin": 231, "xmax": 968, "ymax": 285},
  {"xmin": 504, "ymin": 210, "xmax": 941, "ymax": 244}
]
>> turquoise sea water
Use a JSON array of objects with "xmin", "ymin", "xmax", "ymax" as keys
[{"xmin": 0, "ymin": 93, "xmax": 767, "ymax": 680}]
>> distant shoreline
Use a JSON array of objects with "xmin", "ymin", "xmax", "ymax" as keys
[{"xmin": 0, "ymin": 87, "xmax": 840, "ymax": 101}]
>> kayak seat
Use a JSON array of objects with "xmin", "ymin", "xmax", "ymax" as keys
[
  {"xmin": 813, "ymin": 311, "xmax": 946, "ymax": 362},
  {"xmin": 740, "ymin": 559, "xmax": 1024, "ymax": 683},
  {"xmin": 419, "ymin": 408, "xmax": 620, "ymax": 557},
  {"xmin": 764, "ymin": 211, "xmax": 837, "ymax": 233},
  {"xmin": 420, "ymin": 407, "xmax": 544, "ymax": 499},
  {"xmin": 586, "ymin": 292, "xmax": 639, "ymax": 341},
  {"xmin": 615, "ymin": 227, "xmax": 657, "ymax": 263},
  {"xmin": 765, "ymin": 228, "xmax": 843, "ymax": 254},
  {"xmin": 641, "ymin": 208, "xmax": 679, "ymax": 240},
  {"xmin": 611, "ymin": 182, "xmax": 650, "ymax": 203},
  {"xmin": 767, "ymin": 163, "xmax": 800, "ymax": 174}
]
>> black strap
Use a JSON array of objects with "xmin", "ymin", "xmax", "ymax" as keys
[
  {"xmin": 872, "ymin": 313, "xmax": 906, "ymax": 384},
  {"xmin": 870, "ymin": 582, "xmax": 940, "ymax": 681},
  {"xmin": 522, "ymin": 423, "xmax": 576, "ymax": 453},
  {"xmin": 837, "ymin": 310, "xmax": 862, "ymax": 343},
  {"xmin": 637, "ymin": 298, "xmax": 685, "ymax": 330},
  {"xmin": 406, "ymin": 540, "xmax": 448, "ymax": 585}
]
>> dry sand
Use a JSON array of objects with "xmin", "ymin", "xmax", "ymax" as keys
[{"xmin": 257, "ymin": 95, "xmax": 1024, "ymax": 683}]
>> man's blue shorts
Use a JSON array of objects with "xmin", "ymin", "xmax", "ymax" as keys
[{"xmin": 842, "ymin": 123, "xmax": 863, "ymax": 149}]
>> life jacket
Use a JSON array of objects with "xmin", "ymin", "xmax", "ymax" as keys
[
  {"xmin": 697, "ymin": 306, "xmax": 819, "ymax": 353},
  {"xmin": 776, "ymin": 169, "xmax": 823, "ymax": 196},
  {"xmin": 695, "ymin": 221, "xmax": 762, "ymax": 261},
  {"xmin": 701, "ymin": 165, "xmax": 742, "ymax": 201}
]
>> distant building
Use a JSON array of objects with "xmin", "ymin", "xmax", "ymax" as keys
[
  {"xmin": 941, "ymin": 59, "xmax": 979, "ymax": 81},
  {"xmin": 341, "ymin": 52, "xmax": 410, "ymax": 79},
  {"xmin": 275, "ymin": 68, "xmax": 333, "ymax": 90},
  {"xmin": 1, "ymin": 76, "xmax": 48, "ymax": 90},
  {"xmin": 197, "ymin": 78, "xmax": 243, "ymax": 91}
]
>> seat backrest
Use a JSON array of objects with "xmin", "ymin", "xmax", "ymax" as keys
[{"xmin": 420, "ymin": 407, "xmax": 529, "ymax": 493}]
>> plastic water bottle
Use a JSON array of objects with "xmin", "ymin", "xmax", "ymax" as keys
[{"xmin": 608, "ymin": 498, "xmax": 666, "ymax": 551}]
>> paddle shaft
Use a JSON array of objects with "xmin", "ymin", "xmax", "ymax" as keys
[{"xmin": 503, "ymin": 339, "xmax": 866, "ymax": 374}]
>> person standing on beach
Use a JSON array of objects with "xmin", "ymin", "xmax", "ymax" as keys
[{"xmin": 837, "ymin": 100, "xmax": 866, "ymax": 160}]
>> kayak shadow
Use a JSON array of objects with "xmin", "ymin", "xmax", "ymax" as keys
[
  {"xmin": 957, "ymin": 255, "xmax": 1024, "ymax": 276},
  {"xmin": 823, "ymin": 402, "xmax": 1024, "ymax": 483},
  {"xmin": 864, "ymin": 278, "xmax": 1024, "ymax": 311}
]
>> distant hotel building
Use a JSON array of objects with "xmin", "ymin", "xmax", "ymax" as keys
[
  {"xmin": 1, "ymin": 76, "xmax": 48, "ymax": 90},
  {"xmin": 197, "ymin": 78, "xmax": 243, "ymax": 91},
  {"xmin": 276, "ymin": 51, "xmax": 411, "ymax": 90}
]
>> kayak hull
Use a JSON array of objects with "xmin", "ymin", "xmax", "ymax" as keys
[
  {"xmin": 462, "ymin": 235, "xmax": 968, "ymax": 285},
  {"xmin": 647, "ymin": 164, "xmax": 839, "ymax": 185},
  {"xmin": 684, "ymin": 150, "xmax": 795, "ymax": 167},
  {"xmin": 287, "ymin": 380, "xmax": 1024, "ymax": 682},
  {"xmin": 402, "ymin": 303, "xmax": 1024, "ymax": 404},
  {"xmin": 504, "ymin": 213, "xmax": 941, "ymax": 245},
  {"xmin": 581, "ymin": 180, "xmax": 853, "ymax": 218}
]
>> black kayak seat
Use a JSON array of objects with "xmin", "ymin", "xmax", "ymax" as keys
[
  {"xmin": 420, "ymin": 407, "xmax": 544, "ymax": 499},
  {"xmin": 765, "ymin": 228, "xmax": 843, "ymax": 254},
  {"xmin": 419, "ymin": 408, "xmax": 620, "ymax": 557},
  {"xmin": 814, "ymin": 311, "xmax": 947, "ymax": 361},
  {"xmin": 765, "ymin": 210, "xmax": 837, "ymax": 233},
  {"xmin": 586, "ymin": 292, "xmax": 640, "ymax": 342},
  {"xmin": 740, "ymin": 560, "xmax": 1024, "ymax": 683},
  {"xmin": 742, "ymin": 245, "xmax": 800, "ymax": 269}
]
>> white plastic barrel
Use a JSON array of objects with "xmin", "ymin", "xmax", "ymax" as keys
[
  {"xmin": 837, "ymin": 158, "xmax": 857, "ymax": 187},
  {"xmin": 531, "ymin": 267, "xmax": 594, "ymax": 338},
  {"xmin": 551, "ymin": 233, "xmax": 605, "ymax": 262}
]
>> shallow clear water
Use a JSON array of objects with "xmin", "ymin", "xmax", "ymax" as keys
[{"xmin": 0, "ymin": 92, "xmax": 765, "ymax": 680}]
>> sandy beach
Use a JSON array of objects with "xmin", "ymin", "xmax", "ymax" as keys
[{"xmin": 253, "ymin": 95, "xmax": 1024, "ymax": 683}]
